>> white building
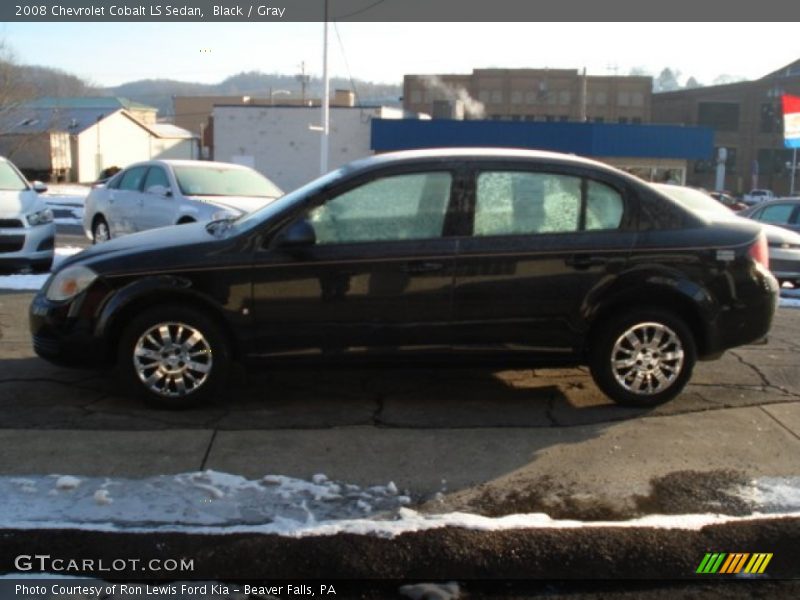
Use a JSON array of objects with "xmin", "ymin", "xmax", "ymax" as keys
[
  {"xmin": 0, "ymin": 99, "xmax": 196, "ymax": 182},
  {"xmin": 212, "ymin": 105, "xmax": 421, "ymax": 190}
]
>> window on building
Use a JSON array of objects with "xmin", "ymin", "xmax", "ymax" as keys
[
  {"xmin": 545, "ymin": 115, "xmax": 556, "ymax": 122},
  {"xmin": 618, "ymin": 92, "xmax": 630, "ymax": 107},
  {"xmin": 594, "ymin": 91, "xmax": 607, "ymax": 105},
  {"xmin": 559, "ymin": 115, "xmax": 569, "ymax": 122},
  {"xmin": 524, "ymin": 115, "xmax": 537, "ymax": 121},
  {"xmin": 525, "ymin": 91, "xmax": 538, "ymax": 105},
  {"xmin": 510, "ymin": 91, "xmax": 524, "ymax": 105},
  {"xmin": 632, "ymin": 117, "xmax": 642, "ymax": 124},
  {"xmin": 594, "ymin": 117, "xmax": 605, "ymax": 123},
  {"xmin": 478, "ymin": 90, "xmax": 491, "ymax": 103},
  {"xmin": 760, "ymin": 103, "xmax": 782, "ymax": 133},
  {"xmin": 490, "ymin": 90, "xmax": 503, "ymax": 104},
  {"xmin": 757, "ymin": 148, "xmax": 794, "ymax": 174},
  {"xmin": 697, "ymin": 102, "xmax": 740, "ymax": 132},
  {"xmin": 631, "ymin": 92, "xmax": 644, "ymax": 107},
  {"xmin": 511, "ymin": 115, "xmax": 522, "ymax": 121},
  {"xmin": 618, "ymin": 117, "xmax": 629, "ymax": 124},
  {"xmin": 559, "ymin": 91, "xmax": 571, "ymax": 105}
]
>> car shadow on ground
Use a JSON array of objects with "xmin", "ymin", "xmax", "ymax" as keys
[{"xmin": 0, "ymin": 356, "xmax": 658, "ymax": 431}]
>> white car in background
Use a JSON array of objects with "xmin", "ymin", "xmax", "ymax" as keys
[
  {"xmin": 653, "ymin": 183, "xmax": 800, "ymax": 287},
  {"xmin": 0, "ymin": 156, "xmax": 55, "ymax": 273},
  {"xmin": 83, "ymin": 160, "xmax": 283, "ymax": 242}
]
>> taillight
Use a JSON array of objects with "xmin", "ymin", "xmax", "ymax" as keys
[{"xmin": 748, "ymin": 231, "xmax": 769, "ymax": 270}]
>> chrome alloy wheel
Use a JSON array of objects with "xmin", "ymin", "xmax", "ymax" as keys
[
  {"xmin": 610, "ymin": 322, "xmax": 684, "ymax": 396},
  {"xmin": 133, "ymin": 322, "xmax": 213, "ymax": 397}
]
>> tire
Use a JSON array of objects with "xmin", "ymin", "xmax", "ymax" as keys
[
  {"xmin": 117, "ymin": 305, "xmax": 231, "ymax": 409},
  {"xmin": 92, "ymin": 216, "xmax": 111, "ymax": 244},
  {"xmin": 589, "ymin": 309, "xmax": 696, "ymax": 407}
]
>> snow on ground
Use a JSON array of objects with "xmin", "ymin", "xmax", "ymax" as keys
[
  {"xmin": 0, "ymin": 470, "xmax": 798, "ymax": 538},
  {"xmin": 0, "ymin": 247, "xmax": 83, "ymax": 290},
  {"xmin": 42, "ymin": 184, "xmax": 88, "ymax": 225}
]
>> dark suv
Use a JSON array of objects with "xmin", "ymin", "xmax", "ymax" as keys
[{"xmin": 30, "ymin": 149, "xmax": 778, "ymax": 409}]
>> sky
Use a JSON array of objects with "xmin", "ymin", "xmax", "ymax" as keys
[{"xmin": 1, "ymin": 22, "xmax": 798, "ymax": 88}]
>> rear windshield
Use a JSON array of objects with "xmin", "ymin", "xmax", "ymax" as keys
[
  {"xmin": 173, "ymin": 165, "xmax": 282, "ymax": 198},
  {"xmin": 0, "ymin": 161, "xmax": 28, "ymax": 191}
]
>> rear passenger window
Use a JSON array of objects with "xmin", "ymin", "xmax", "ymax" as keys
[
  {"xmin": 586, "ymin": 180, "xmax": 624, "ymax": 230},
  {"xmin": 473, "ymin": 172, "xmax": 624, "ymax": 236},
  {"xmin": 475, "ymin": 172, "xmax": 581, "ymax": 236},
  {"xmin": 759, "ymin": 204, "xmax": 794, "ymax": 224},
  {"xmin": 118, "ymin": 167, "xmax": 148, "ymax": 192}
]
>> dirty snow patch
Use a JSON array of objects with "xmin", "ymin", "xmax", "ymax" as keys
[
  {"xmin": 0, "ymin": 471, "xmax": 799, "ymax": 538},
  {"xmin": 0, "ymin": 246, "xmax": 83, "ymax": 290}
]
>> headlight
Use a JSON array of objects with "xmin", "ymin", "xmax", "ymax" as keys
[
  {"xmin": 45, "ymin": 265, "xmax": 98, "ymax": 302},
  {"xmin": 27, "ymin": 208, "xmax": 54, "ymax": 226},
  {"xmin": 211, "ymin": 209, "xmax": 240, "ymax": 221}
]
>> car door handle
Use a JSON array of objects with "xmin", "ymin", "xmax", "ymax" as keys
[
  {"xmin": 401, "ymin": 261, "xmax": 445, "ymax": 274},
  {"xmin": 565, "ymin": 255, "xmax": 608, "ymax": 269}
]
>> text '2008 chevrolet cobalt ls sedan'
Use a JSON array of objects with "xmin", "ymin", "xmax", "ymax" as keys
[{"xmin": 30, "ymin": 149, "xmax": 778, "ymax": 409}]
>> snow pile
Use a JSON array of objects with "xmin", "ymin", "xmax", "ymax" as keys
[
  {"xmin": 0, "ymin": 471, "xmax": 411, "ymax": 531},
  {"xmin": 1, "ymin": 471, "xmax": 798, "ymax": 538},
  {"xmin": 0, "ymin": 246, "xmax": 83, "ymax": 290}
]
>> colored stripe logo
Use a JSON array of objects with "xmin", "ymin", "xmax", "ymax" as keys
[{"xmin": 696, "ymin": 553, "xmax": 773, "ymax": 574}]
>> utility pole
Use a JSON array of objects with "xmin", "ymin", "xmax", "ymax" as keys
[
  {"xmin": 320, "ymin": 0, "xmax": 330, "ymax": 175},
  {"xmin": 296, "ymin": 61, "xmax": 310, "ymax": 104}
]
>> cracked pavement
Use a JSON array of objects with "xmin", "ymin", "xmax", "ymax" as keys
[{"xmin": 1, "ymin": 288, "xmax": 800, "ymax": 515}]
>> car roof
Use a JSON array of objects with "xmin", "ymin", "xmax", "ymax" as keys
[
  {"xmin": 346, "ymin": 147, "xmax": 630, "ymax": 175},
  {"xmin": 125, "ymin": 159, "xmax": 254, "ymax": 170}
]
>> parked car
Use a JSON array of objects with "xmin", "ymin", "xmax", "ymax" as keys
[
  {"xmin": 708, "ymin": 190, "xmax": 748, "ymax": 212},
  {"xmin": 653, "ymin": 184, "xmax": 800, "ymax": 286},
  {"xmin": 743, "ymin": 188, "xmax": 776, "ymax": 206},
  {"xmin": 739, "ymin": 198, "xmax": 800, "ymax": 235},
  {"xmin": 0, "ymin": 156, "xmax": 55, "ymax": 273},
  {"xmin": 31, "ymin": 148, "xmax": 778, "ymax": 409},
  {"xmin": 83, "ymin": 160, "xmax": 283, "ymax": 242}
]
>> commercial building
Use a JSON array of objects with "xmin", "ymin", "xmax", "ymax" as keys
[
  {"xmin": 652, "ymin": 59, "xmax": 800, "ymax": 195},
  {"xmin": 370, "ymin": 119, "xmax": 713, "ymax": 185},
  {"xmin": 212, "ymin": 104, "xmax": 422, "ymax": 190},
  {"xmin": 404, "ymin": 69, "xmax": 652, "ymax": 124}
]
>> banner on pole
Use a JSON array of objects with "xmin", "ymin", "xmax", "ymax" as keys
[{"xmin": 783, "ymin": 94, "xmax": 800, "ymax": 149}]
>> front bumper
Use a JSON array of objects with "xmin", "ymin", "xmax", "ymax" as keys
[
  {"xmin": 29, "ymin": 291, "xmax": 110, "ymax": 368},
  {"xmin": 0, "ymin": 221, "xmax": 55, "ymax": 270}
]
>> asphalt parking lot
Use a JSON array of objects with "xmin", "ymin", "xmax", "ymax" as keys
[{"xmin": 1, "ymin": 286, "xmax": 799, "ymax": 518}]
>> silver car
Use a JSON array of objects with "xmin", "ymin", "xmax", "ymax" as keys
[
  {"xmin": 653, "ymin": 184, "xmax": 800, "ymax": 286},
  {"xmin": 739, "ymin": 197, "xmax": 800, "ymax": 235},
  {"xmin": 83, "ymin": 160, "xmax": 283, "ymax": 242},
  {"xmin": 0, "ymin": 156, "xmax": 56, "ymax": 273}
]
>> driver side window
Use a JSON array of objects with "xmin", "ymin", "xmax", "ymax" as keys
[{"xmin": 309, "ymin": 172, "xmax": 452, "ymax": 244}]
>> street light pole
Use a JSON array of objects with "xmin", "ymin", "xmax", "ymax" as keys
[{"xmin": 320, "ymin": 0, "xmax": 330, "ymax": 176}]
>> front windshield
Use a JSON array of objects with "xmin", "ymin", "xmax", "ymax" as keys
[
  {"xmin": 0, "ymin": 161, "xmax": 28, "ymax": 191},
  {"xmin": 173, "ymin": 165, "xmax": 283, "ymax": 198},
  {"xmin": 652, "ymin": 184, "xmax": 731, "ymax": 217},
  {"xmin": 233, "ymin": 167, "xmax": 349, "ymax": 232}
]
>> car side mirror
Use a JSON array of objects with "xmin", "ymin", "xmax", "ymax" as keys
[
  {"xmin": 32, "ymin": 181, "xmax": 48, "ymax": 193},
  {"xmin": 146, "ymin": 184, "xmax": 171, "ymax": 197},
  {"xmin": 279, "ymin": 219, "xmax": 316, "ymax": 248}
]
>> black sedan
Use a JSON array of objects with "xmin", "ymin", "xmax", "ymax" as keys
[{"xmin": 30, "ymin": 149, "xmax": 779, "ymax": 409}]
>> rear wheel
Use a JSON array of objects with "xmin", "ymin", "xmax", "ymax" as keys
[
  {"xmin": 589, "ymin": 309, "xmax": 696, "ymax": 407},
  {"xmin": 92, "ymin": 216, "xmax": 110, "ymax": 244},
  {"xmin": 117, "ymin": 305, "xmax": 230, "ymax": 409}
]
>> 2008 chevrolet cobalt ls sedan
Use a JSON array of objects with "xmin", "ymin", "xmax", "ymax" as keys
[{"xmin": 30, "ymin": 149, "xmax": 778, "ymax": 409}]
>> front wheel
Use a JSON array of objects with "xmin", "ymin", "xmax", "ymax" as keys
[
  {"xmin": 117, "ymin": 305, "xmax": 231, "ymax": 409},
  {"xmin": 589, "ymin": 310, "xmax": 696, "ymax": 407},
  {"xmin": 92, "ymin": 216, "xmax": 111, "ymax": 244}
]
